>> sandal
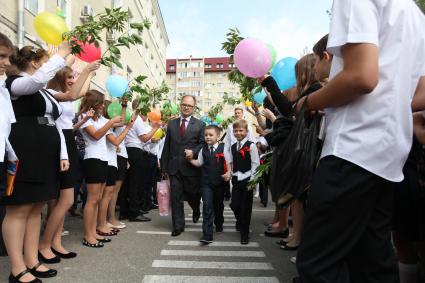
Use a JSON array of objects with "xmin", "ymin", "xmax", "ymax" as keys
[
  {"xmin": 82, "ymin": 239, "xmax": 104, "ymax": 248},
  {"xmin": 96, "ymin": 230, "xmax": 117, "ymax": 237}
]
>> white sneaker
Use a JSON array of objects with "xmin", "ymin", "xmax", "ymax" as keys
[
  {"xmin": 290, "ymin": 256, "xmax": 297, "ymax": 264},
  {"xmin": 107, "ymin": 222, "xmax": 126, "ymax": 229}
]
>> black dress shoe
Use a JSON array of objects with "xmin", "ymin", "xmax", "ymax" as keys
[
  {"xmin": 51, "ymin": 248, "xmax": 77, "ymax": 259},
  {"xmin": 129, "ymin": 215, "xmax": 151, "ymax": 222},
  {"xmin": 29, "ymin": 262, "xmax": 57, "ymax": 278},
  {"xmin": 264, "ymin": 228, "xmax": 289, "ymax": 238},
  {"xmin": 139, "ymin": 209, "xmax": 149, "ymax": 215},
  {"xmin": 171, "ymin": 229, "xmax": 183, "ymax": 237},
  {"xmin": 192, "ymin": 210, "xmax": 200, "ymax": 223},
  {"xmin": 9, "ymin": 270, "xmax": 41, "ymax": 283},
  {"xmin": 200, "ymin": 236, "xmax": 213, "ymax": 244},
  {"xmin": 240, "ymin": 236, "xmax": 250, "ymax": 245},
  {"xmin": 38, "ymin": 251, "xmax": 61, "ymax": 264}
]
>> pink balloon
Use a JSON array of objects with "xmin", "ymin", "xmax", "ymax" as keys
[
  {"xmin": 76, "ymin": 41, "xmax": 101, "ymax": 63},
  {"xmin": 234, "ymin": 38, "xmax": 272, "ymax": 78}
]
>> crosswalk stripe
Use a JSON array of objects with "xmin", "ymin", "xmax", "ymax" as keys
[
  {"xmin": 142, "ymin": 275, "xmax": 280, "ymax": 283},
  {"xmin": 188, "ymin": 213, "xmax": 235, "ymax": 217},
  {"xmin": 136, "ymin": 231, "xmax": 170, "ymax": 235},
  {"xmin": 184, "ymin": 228, "xmax": 237, "ymax": 232},
  {"xmin": 167, "ymin": 240, "xmax": 260, "ymax": 247},
  {"xmin": 160, "ymin": 250, "xmax": 266, "ymax": 257},
  {"xmin": 152, "ymin": 260, "xmax": 273, "ymax": 270},
  {"xmin": 184, "ymin": 218, "xmax": 236, "ymax": 222},
  {"xmin": 185, "ymin": 223, "xmax": 234, "ymax": 227}
]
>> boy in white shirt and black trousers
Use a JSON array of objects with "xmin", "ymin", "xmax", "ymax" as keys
[{"xmin": 226, "ymin": 120, "xmax": 259, "ymax": 245}]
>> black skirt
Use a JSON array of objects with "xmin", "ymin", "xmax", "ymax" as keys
[
  {"xmin": 83, "ymin": 158, "xmax": 108, "ymax": 184},
  {"xmin": 116, "ymin": 156, "xmax": 127, "ymax": 181},
  {"xmin": 59, "ymin": 129, "xmax": 80, "ymax": 189},
  {"xmin": 1, "ymin": 121, "xmax": 60, "ymax": 205},
  {"xmin": 106, "ymin": 166, "xmax": 118, "ymax": 186}
]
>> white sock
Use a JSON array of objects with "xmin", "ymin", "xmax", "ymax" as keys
[{"xmin": 399, "ymin": 262, "xmax": 418, "ymax": 283}]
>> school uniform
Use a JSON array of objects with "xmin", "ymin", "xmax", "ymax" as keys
[
  {"xmin": 80, "ymin": 115, "xmax": 109, "ymax": 184},
  {"xmin": 227, "ymin": 138, "xmax": 259, "ymax": 241},
  {"xmin": 115, "ymin": 126, "xmax": 128, "ymax": 182},
  {"xmin": 1, "ymin": 54, "xmax": 68, "ymax": 205},
  {"xmin": 106, "ymin": 130, "xmax": 118, "ymax": 186},
  {"xmin": 141, "ymin": 138, "xmax": 161, "ymax": 210},
  {"xmin": 0, "ymin": 80, "xmax": 16, "ymax": 165},
  {"xmin": 198, "ymin": 143, "xmax": 227, "ymax": 240},
  {"xmin": 124, "ymin": 116, "xmax": 151, "ymax": 218},
  {"xmin": 49, "ymin": 89, "xmax": 80, "ymax": 189},
  {"xmin": 296, "ymin": 1, "xmax": 425, "ymax": 283}
]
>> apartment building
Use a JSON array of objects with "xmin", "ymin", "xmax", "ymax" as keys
[{"xmin": 0, "ymin": 0, "xmax": 169, "ymax": 93}]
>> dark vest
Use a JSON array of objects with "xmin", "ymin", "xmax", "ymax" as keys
[
  {"xmin": 201, "ymin": 143, "xmax": 226, "ymax": 187},
  {"xmin": 231, "ymin": 140, "xmax": 253, "ymax": 175}
]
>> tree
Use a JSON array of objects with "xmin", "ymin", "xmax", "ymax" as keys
[{"xmin": 416, "ymin": 0, "xmax": 425, "ymax": 13}]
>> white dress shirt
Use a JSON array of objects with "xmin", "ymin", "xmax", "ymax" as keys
[
  {"xmin": 197, "ymin": 142, "xmax": 219, "ymax": 166},
  {"xmin": 225, "ymin": 137, "xmax": 260, "ymax": 181},
  {"xmin": 0, "ymin": 81, "xmax": 16, "ymax": 162},
  {"xmin": 180, "ymin": 116, "xmax": 192, "ymax": 128},
  {"xmin": 80, "ymin": 115, "xmax": 109, "ymax": 162},
  {"xmin": 124, "ymin": 116, "xmax": 152, "ymax": 149},
  {"xmin": 321, "ymin": 0, "xmax": 425, "ymax": 182}
]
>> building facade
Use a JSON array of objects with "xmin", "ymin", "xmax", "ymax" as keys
[
  {"xmin": 166, "ymin": 56, "xmax": 241, "ymax": 118},
  {"xmin": 0, "ymin": 0, "xmax": 169, "ymax": 93}
]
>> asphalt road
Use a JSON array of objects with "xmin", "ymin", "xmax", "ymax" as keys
[{"xmin": 0, "ymin": 198, "xmax": 298, "ymax": 283}]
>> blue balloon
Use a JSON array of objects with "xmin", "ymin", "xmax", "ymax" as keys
[
  {"xmin": 200, "ymin": 116, "xmax": 212, "ymax": 124},
  {"xmin": 210, "ymin": 122, "xmax": 219, "ymax": 126},
  {"xmin": 253, "ymin": 90, "xmax": 267, "ymax": 104},
  {"xmin": 105, "ymin": 75, "xmax": 128, "ymax": 98},
  {"xmin": 271, "ymin": 57, "xmax": 297, "ymax": 91}
]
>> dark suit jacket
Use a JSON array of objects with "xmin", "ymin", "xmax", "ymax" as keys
[{"xmin": 161, "ymin": 116, "xmax": 206, "ymax": 176}]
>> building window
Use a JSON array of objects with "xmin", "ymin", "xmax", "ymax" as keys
[
  {"xmin": 192, "ymin": 81, "xmax": 202, "ymax": 88},
  {"xmin": 229, "ymin": 63, "xmax": 235, "ymax": 68},
  {"xmin": 25, "ymin": 0, "xmax": 39, "ymax": 14},
  {"xmin": 57, "ymin": 0, "xmax": 67, "ymax": 15},
  {"xmin": 216, "ymin": 83, "xmax": 223, "ymax": 88},
  {"xmin": 216, "ymin": 63, "xmax": 224, "ymax": 69},
  {"xmin": 170, "ymin": 65, "xmax": 175, "ymax": 71},
  {"xmin": 205, "ymin": 64, "xmax": 211, "ymax": 69}
]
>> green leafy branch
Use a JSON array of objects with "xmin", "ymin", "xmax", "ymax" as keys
[
  {"xmin": 63, "ymin": 7, "xmax": 150, "ymax": 69},
  {"xmin": 131, "ymin": 81, "xmax": 170, "ymax": 116},
  {"xmin": 247, "ymin": 152, "xmax": 272, "ymax": 190}
]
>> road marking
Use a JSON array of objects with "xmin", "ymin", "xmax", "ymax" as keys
[
  {"xmin": 160, "ymin": 250, "xmax": 266, "ymax": 257},
  {"xmin": 185, "ymin": 228, "xmax": 238, "ymax": 232},
  {"xmin": 188, "ymin": 213, "xmax": 235, "ymax": 217},
  {"xmin": 185, "ymin": 223, "xmax": 234, "ymax": 227},
  {"xmin": 167, "ymin": 240, "xmax": 260, "ymax": 247},
  {"xmin": 142, "ymin": 275, "xmax": 279, "ymax": 283},
  {"xmin": 136, "ymin": 231, "xmax": 170, "ymax": 235},
  {"xmin": 184, "ymin": 218, "xmax": 236, "ymax": 222},
  {"xmin": 152, "ymin": 260, "xmax": 273, "ymax": 270}
]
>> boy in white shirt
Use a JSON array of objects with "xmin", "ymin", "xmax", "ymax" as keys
[{"xmin": 295, "ymin": 1, "xmax": 425, "ymax": 283}]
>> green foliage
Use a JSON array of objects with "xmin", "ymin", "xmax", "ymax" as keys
[
  {"xmin": 416, "ymin": 0, "xmax": 425, "ymax": 13},
  {"xmin": 63, "ymin": 7, "xmax": 150, "ymax": 69},
  {"xmin": 247, "ymin": 152, "xmax": 272, "ymax": 190},
  {"xmin": 160, "ymin": 100, "xmax": 174, "ymax": 123},
  {"xmin": 131, "ymin": 81, "xmax": 170, "ymax": 116},
  {"xmin": 205, "ymin": 93, "xmax": 241, "ymax": 127},
  {"xmin": 221, "ymin": 28, "xmax": 259, "ymax": 101}
]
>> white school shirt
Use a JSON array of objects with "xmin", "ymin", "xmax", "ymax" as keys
[
  {"xmin": 49, "ymin": 89, "xmax": 74, "ymax": 130},
  {"xmin": 0, "ymin": 81, "xmax": 16, "ymax": 162},
  {"xmin": 124, "ymin": 116, "xmax": 151, "ymax": 149},
  {"xmin": 106, "ymin": 130, "xmax": 118, "ymax": 168},
  {"xmin": 115, "ymin": 126, "xmax": 128, "ymax": 159},
  {"xmin": 321, "ymin": 0, "xmax": 425, "ymax": 182},
  {"xmin": 225, "ymin": 137, "xmax": 260, "ymax": 181},
  {"xmin": 197, "ymin": 142, "xmax": 219, "ymax": 166},
  {"xmin": 224, "ymin": 123, "xmax": 254, "ymax": 154},
  {"xmin": 80, "ymin": 115, "xmax": 109, "ymax": 162}
]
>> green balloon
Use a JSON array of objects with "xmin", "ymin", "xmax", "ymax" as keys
[
  {"xmin": 215, "ymin": 114, "xmax": 224, "ymax": 124},
  {"xmin": 267, "ymin": 44, "xmax": 277, "ymax": 70},
  {"xmin": 107, "ymin": 102, "xmax": 121, "ymax": 119},
  {"xmin": 171, "ymin": 103, "xmax": 178, "ymax": 114}
]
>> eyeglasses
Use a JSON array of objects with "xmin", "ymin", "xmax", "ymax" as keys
[{"xmin": 181, "ymin": 103, "xmax": 194, "ymax": 109}]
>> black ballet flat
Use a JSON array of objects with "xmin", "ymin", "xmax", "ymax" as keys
[
  {"xmin": 51, "ymin": 248, "xmax": 77, "ymax": 259},
  {"xmin": 82, "ymin": 239, "xmax": 104, "ymax": 248},
  {"xmin": 9, "ymin": 269, "xmax": 41, "ymax": 283},
  {"xmin": 38, "ymin": 251, "xmax": 61, "ymax": 264},
  {"xmin": 96, "ymin": 237, "xmax": 112, "ymax": 243},
  {"xmin": 28, "ymin": 262, "xmax": 57, "ymax": 278}
]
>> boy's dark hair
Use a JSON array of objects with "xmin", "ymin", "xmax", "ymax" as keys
[
  {"xmin": 205, "ymin": 124, "xmax": 221, "ymax": 136},
  {"xmin": 0, "ymin": 32, "xmax": 14, "ymax": 50},
  {"xmin": 313, "ymin": 34, "xmax": 329, "ymax": 60}
]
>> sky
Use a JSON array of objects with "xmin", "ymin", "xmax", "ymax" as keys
[{"xmin": 158, "ymin": 0, "xmax": 333, "ymax": 60}]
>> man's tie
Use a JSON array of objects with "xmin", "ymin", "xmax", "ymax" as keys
[
  {"xmin": 180, "ymin": 118, "xmax": 186, "ymax": 137},
  {"xmin": 237, "ymin": 141, "xmax": 241, "ymax": 151},
  {"xmin": 209, "ymin": 145, "xmax": 214, "ymax": 154}
]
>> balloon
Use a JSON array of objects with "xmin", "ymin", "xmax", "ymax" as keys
[
  {"xmin": 105, "ymin": 75, "xmax": 128, "ymax": 98},
  {"xmin": 125, "ymin": 109, "xmax": 131, "ymax": 122},
  {"xmin": 271, "ymin": 57, "xmax": 298, "ymax": 91},
  {"xmin": 171, "ymin": 103, "xmax": 178, "ymax": 114},
  {"xmin": 253, "ymin": 90, "xmax": 267, "ymax": 104},
  {"xmin": 267, "ymin": 44, "xmax": 277, "ymax": 70},
  {"xmin": 234, "ymin": 38, "xmax": 272, "ymax": 78},
  {"xmin": 153, "ymin": 128, "xmax": 164, "ymax": 139},
  {"xmin": 34, "ymin": 12, "xmax": 68, "ymax": 45},
  {"xmin": 244, "ymin": 100, "xmax": 253, "ymax": 107},
  {"xmin": 211, "ymin": 122, "xmax": 219, "ymax": 126},
  {"xmin": 147, "ymin": 109, "xmax": 161, "ymax": 122},
  {"xmin": 215, "ymin": 114, "xmax": 224, "ymax": 124},
  {"xmin": 107, "ymin": 102, "xmax": 131, "ymax": 122},
  {"xmin": 76, "ymin": 41, "xmax": 101, "ymax": 63},
  {"xmin": 201, "ymin": 116, "xmax": 211, "ymax": 124}
]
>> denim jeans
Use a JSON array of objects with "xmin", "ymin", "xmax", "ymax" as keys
[{"xmin": 201, "ymin": 184, "xmax": 225, "ymax": 238}]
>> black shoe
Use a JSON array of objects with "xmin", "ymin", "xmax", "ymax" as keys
[
  {"xmin": 9, "ymin": 270, "xmax": 41, "ymax": 283},
  {"xmin": 192, "ymin": 210, "xmax": 200, "ymax": 223},
  {"xmin": 264, "ymin": 228, "xmax": 289, "ymax": 238},
  {"xmin": 240, "ymin": 236, "xmax": 250, "ymax": 245},
  {"xmin": 215, "ymin": 226, "xmax": 223, "ymax": 233},
  {"xmin": 51, "ymin": 248, "xmax": 77, "ymax": 259},
  {"xmin": 141, "ymin": 205, "xmax": 152, "ymax": 212},
  {"xmin": 82, "ymin": 239, "xmax": 104, "ymax": 248},
  {"xmin": 28, "ymin": 262, "xmax": 57, "ymax": 278},
  {"xmin": 139, "ymin": 209, "xmax": 149, "ymax": 215},
  {"xmin": 96, "ymin": 237, "xmax": 112, "ymax": 243},
  {"xmin": 129, "ymin": 215, "xmax": 151, "ymax": 222},
  {"xmin": 38, "ymin": 251, "xmax": 61, "ymax": 264},
  {"xmin": 280, "ymin": 244, "xmax": 299, "ymax": 251},
  {"xmin": 150, "ymin": 203, "xmax": 159, "ymax": 210},
  {"xmin": 200, "ymin": 236, "xmax": 213, "ymax": 245},
  {"xmin": 171, "ymin": 229, "xmax": 184, "ymax": 237}
]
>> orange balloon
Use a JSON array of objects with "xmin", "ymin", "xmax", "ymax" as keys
[{"xmin": 147, "ymin": 109, "xmax": 161, "ymax": 122}]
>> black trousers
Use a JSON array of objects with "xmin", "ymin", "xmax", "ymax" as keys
[
  {"xmin": 297, "ymin": 155, "xmax": 399, "ymax": 283},
  {"xmin": 126, "ymin": 147, "xmax": 149, "ymax": 218},
  {"xmin": 201, "ymin": 183, "xmax": 225, "ymax": 237},
  {"xmin": 230, "ymin": 178, "xmax": 253, "ymax": 238},
  {"xmin": 170, "ymin": 172, "xmax": 201, "ymax": 231}
]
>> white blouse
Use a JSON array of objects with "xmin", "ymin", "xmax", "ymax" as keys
[
  {"xmin": 106, "ymin": 130, "xmax": 118, "ymax": 168},
  {"xmin": 80, "ymin": 115, "xmax": 109, "ymax": 162},
  {"xmin": 0, "ymin": 81, "xmax": 16, "ymax": 162},
  {"xmin": 115, "ymin": 126, "xmax": 128, "ymax": 159},
  {"xmin": 49, "ymin": 88, "xmax": 75, "ymax": 130}
]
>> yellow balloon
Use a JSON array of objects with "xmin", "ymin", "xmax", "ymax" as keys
[
  {"xmin": 34, "ymin": 12, "xmax": 68, "ymax": 45},
  {"xmin": 244, "ymin": 100, "xmax": 253, "ymax": 107},
  {"xmin": 153, "ymin": 128, "xmax": 164, "ymax": 140}
]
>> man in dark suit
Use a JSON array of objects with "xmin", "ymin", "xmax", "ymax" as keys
[{"xmin": 161, "ymin": 95, "xmax": 205, "ymax": 236}]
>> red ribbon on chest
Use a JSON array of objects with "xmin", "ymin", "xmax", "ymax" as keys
[
  {"xmin": 239, "ymin": 146, "xmax": 251, "ymax": 159},
  {"xmin": 215, "ymin": 153, "xmax": 227, "ymax": 174}
]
